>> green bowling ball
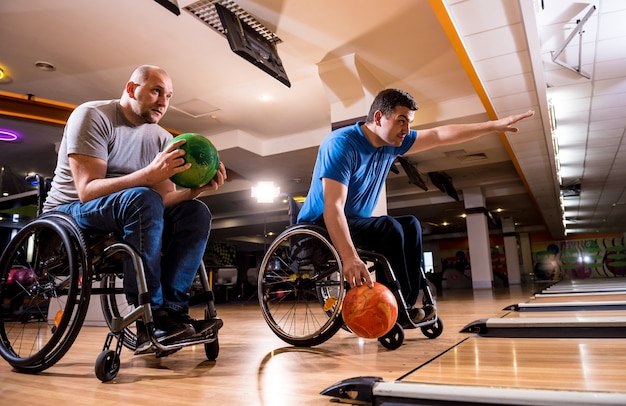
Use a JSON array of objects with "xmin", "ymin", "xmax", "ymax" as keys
[{"xmin": 166, "ymin": 133, "xmax": 220, "ymax": 188}]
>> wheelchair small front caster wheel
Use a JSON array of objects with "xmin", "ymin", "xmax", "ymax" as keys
[
  {"xmin": 95, "ymin": 349, "xmax": 120, "ymax": 382},
  {"xmin": 378, "ymin": 323, "xmax": 404, "ymax": 350},
  {"xmin": 421, "ymin": 317, "xmax": 444, "ymax": 339},
  {"xmin": 205, "ymin": 336, "xmax": 219, "ymax": 361}
]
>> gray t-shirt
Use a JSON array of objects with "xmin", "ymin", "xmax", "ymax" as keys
[{"xmin": 43, "ymin": 99, "xmax": 172, "ymax": 211}]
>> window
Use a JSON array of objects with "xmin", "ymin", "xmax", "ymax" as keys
[{"xmin": 423, "ymin": 251, "xmax": 434, "ymax": 273}]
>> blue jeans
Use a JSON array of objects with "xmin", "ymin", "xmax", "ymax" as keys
[
  {"xmin": 348, "ymin": 215, "xmax": 423, "ymax": 306},
  {"xmin": 55, "ymin": 187, "xmax": 211, "ymax": 312}
]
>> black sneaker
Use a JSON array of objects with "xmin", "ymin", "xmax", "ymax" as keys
[
  {"xmin": 153, "ymin": 308, "xmax": 195, "ymax": 339},
  {"xmin": 409, "ymin": 307, "xmax": 426, "ymax": 323},
  {"xmin": 134, "ymin": 310, "xmax": 195, "ymax": 355},
  {"xmin": 134, "ymin": 320, "xmax": 184, "ymax": 355},
  {"xmin": 423, "ymin": 304, "xmax": 437, "ymax": 320},
  {"xmin": 134, "ymin": 320, "xmax": 153, "ymax": 355},
  {"xmin": 191, "ymin": 317, "xmax": 223, "ymax": 336},
  {"xmin": 165, "ymin": 309, "xmax": 224, "ymax": 336}
]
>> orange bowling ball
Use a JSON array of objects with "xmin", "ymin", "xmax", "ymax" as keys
[{"xmin": 342, "ymin": 282, "xmax": 398, "ymax": 339}]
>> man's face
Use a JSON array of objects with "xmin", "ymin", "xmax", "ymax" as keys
[
  {"xmin": 129, "ymin": 71, "xmax": 173, "ymax": 124},
  {"xmin": 376, "ymin": 106, "xmax": 415, "ymax": 146}
]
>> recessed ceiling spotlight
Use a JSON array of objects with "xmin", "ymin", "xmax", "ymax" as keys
[
  {"xmin": 34, "ymin": 61, "xmax": 56, "ymax": 72},
  {"xmin": 0, "ymin": 67, "xmax": 12, "ymax": 84}
]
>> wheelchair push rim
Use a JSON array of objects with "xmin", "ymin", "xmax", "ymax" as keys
[
  {"xmin": 0, "ymin": 215, "xmax": 92, "ymax": 372},
  {"xmin": 258, "ymin": 225, "xmax": 346, "ymax": 347}
]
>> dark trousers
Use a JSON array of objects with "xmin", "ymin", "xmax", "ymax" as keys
[{"xmin": 347, "ymin": 215, "xmax": 423, "ymax": 306}]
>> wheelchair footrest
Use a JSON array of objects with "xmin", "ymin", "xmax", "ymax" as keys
[{"xmin": 150, "ymin": 332, "xmax": 219, "ymax": 352}]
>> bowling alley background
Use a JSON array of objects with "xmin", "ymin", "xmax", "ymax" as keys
[{"xmin": 531, "ymin": 236, "xmax": 626, "ymax": 280}]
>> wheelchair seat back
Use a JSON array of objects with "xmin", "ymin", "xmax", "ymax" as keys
[{"xmin": 288, "ymin": 196, "xmax": 303, "ymax": 226}]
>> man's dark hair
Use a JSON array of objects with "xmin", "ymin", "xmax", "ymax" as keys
[{"xmin": 366, "ymin": 89, "xmax": 418, "ymax": 122}]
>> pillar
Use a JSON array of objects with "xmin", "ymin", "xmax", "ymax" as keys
[
  {"xmin": 518, "ymin": 232, "xmax": 533, "ymax": 283},
  {"xmin": 463, "ymin": 187, "xmax": 492, "ymax": 289},
  {"xmin": 502, "ymin": 216, "xmax": 521, "ymax": 285}
]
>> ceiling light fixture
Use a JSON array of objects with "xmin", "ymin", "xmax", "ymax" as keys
[
  {"xmin": 34, "ymin": 61, "xmax": 56, "ymax": 72},
  {"xmin": 252, "ymin": 181, "xmax": 280, "ymax": 203},
  {"xmin": 0, "ymin": 67, "xmax": 12, "ymax": 84}
]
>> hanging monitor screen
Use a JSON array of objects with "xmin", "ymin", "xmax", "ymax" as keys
[
  {"xmin": 215, "ymin": 3, "xmax": 291, "ymax": 88},
  {"xmin": 154, "ymin": 0, "xmax": 180, "ymax": 15}
]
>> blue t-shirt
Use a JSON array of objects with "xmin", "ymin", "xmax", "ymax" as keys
[{"xmin": 297, "ymin": 122, "xmax": 416, "ymax": 223}]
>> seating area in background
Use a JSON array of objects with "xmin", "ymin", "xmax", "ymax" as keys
[
  {"xmin": 201, "ymin": 265, "xmax": 260, "ymax": 303},
  {"xmin": 213, "ymin": 267, "xmax": 238, "ymax": 302}
]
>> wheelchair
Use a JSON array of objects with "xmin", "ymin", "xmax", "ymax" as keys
[
  {"xmin": 0, "ymin": 175, "xmax": 221, "ymax": 382},
  {"xmin": 257, "ymin": 199, "xmax": 443, "ymax": 350}
]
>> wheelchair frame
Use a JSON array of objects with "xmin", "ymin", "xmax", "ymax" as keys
[
  {"xmin": 257, "ymin": 222, "xmax": 443, "ymax": 350},
  {"xmin": 0, "ymin": 175, "xmax": 220, "ymax": 382}
]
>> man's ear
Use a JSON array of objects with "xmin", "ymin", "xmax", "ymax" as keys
[
  {"xmin": 125, "ymin": 82, "xmax": 137, "ymax": 99},
  {"xmin": 374, "ymin": 110, "xmax": 383, "ymax": 126}
]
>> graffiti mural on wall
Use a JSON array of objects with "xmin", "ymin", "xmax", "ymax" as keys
[{"xmin": 532, "ymin": 237, "xmax": 626, "ymax": 280}]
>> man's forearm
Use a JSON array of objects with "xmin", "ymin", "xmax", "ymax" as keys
[{"xmin": 323, "ymin": 209, "xmax": 358, "ymax": 263}]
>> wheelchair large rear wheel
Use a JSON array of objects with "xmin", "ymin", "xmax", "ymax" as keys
[
  {"xmin": 258, "ymin": 225, "xmax": 345, "ymax": 347},
  {"xmin": 0, "ymin": 213, "xmax": 92, "ymax": 373}
]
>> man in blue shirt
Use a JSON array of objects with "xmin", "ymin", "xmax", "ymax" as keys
[{"xmin": 298, "ymin": 88, "xmax": 534, "ymax": 322}]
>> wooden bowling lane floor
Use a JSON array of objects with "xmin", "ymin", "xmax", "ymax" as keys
[
  {"xmin": 531, "ymin": 292, "xmax": 626, "ymax": 303},
  {"xmin": 504, "ymin": 308, "xmax": 626, "ymax": 318},
  {"xmin": 401, "ymin": 336, "xmax": 626, "ymax": 392},
  {"xmin": 397, "ymin": 281, "xmax": 626, "ymax": 404},
  {"xmin": 3, "ymin": 282, "xmax": 625, "ymax": 405},
  {"xmin": 392, "ymin": 336, "xmax": 626, "ymax": 404},
  {"xmin": 509, "ymin": 279, "xmax": 626, "ymax": 308},
  {"xmin": 0, "ymin": 287, "xmax": 533, "ymax": 406},
  {"xmin": 466, "ymin": 284, "xmax": 626, "ymax": 338},
  {"xmin": 505, "ymin": 292, "xmax": 626, "ymax": 316},
  {"xmin": 539, "ymin": 278, "xmax": 626, "ymax": 294}
]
